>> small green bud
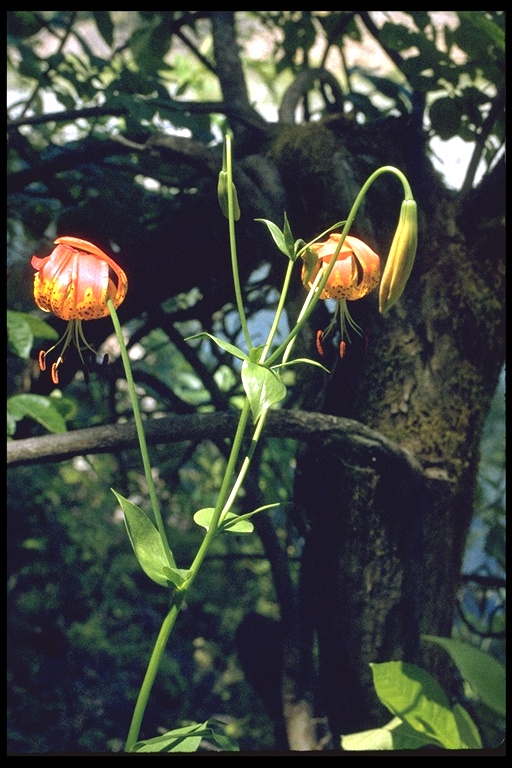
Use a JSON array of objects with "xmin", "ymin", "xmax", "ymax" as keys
[
  {"xmin": 217, "ymin": 170, "xmax": 241, "ymax": 221},
  {"xmin": 379, "ymin": 198, "xmax": 418, "ymax": 314},
  {"xmin": 300, "ymin": 246, "xmax": 320, "ymax": 288}
]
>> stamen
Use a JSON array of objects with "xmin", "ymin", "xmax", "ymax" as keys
[
  {"xmin": 316, "ymin": 330, "xmax": 325, "ymax": 356},
  {"xmin": 51, "ymin": 359, "xmax": 63, "ymax": 385},
  {"xmin": 38, "ymin": 350, "xmax": 47, "ymax": 371},
  {"xmin": 339, "ymin": 340, "xmax": 346, "ymax": 359}
]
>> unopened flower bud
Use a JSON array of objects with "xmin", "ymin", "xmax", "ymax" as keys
[
  {"xmin": 379, "ymin": 199, "xmax": 418, "ymax": 314},
  {"xmin": 217, "ymin": 169, "xmax": 241, "ymax": 221}
]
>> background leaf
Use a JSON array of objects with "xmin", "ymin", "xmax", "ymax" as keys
[
  {"xmin": 7, "ymin": 393, "xmax": 68, "ymax": 434},
  {"xmin": 422, "ymin": 636, "xmax": 506, "ymax": 717},
  {"xmin": 370, "ymin": 661, "xmax": 462, "ymax": 749}
]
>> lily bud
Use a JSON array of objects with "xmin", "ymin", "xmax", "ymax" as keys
[
  {"xmin": 379, "ymin": 199, "xmax": 418, "ymax": 314},
  {"xmin": 300, "ymin": 246, "xmax": 320, "ymax": 288},
  {"xmin": 217, "ymin": 169, "xmax": 241, "ymax": 221}
]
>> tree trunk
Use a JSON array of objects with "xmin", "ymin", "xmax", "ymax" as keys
[{"xmin": 270, "ymin": 114, "xmax": 505, "ymax": 741}]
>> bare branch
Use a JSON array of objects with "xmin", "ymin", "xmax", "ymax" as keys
[
  {"xmin": 460, "ymin": 91, "xmax": 506, "ymax": 195},
  {"xmin": 278, "ymin": 68, "xmax": 345, "ymax": 124},
  {"xmin": 7, "ymin": 409, "xmax": 422, "ymax": 474},
  {"xmin": 211, "ymin": 12, "xmax": 267, "ymax": 139}
]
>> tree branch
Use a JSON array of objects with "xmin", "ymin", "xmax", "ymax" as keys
[
  {"xmin": 7, "ymin": 409, "xmax": 422, "ymax": 474},
  {"xmin": 211, "ymin": 12, "xmax": 268, "ymax": 141},
  {"xmin": 460, "ymin": 90, "xmax": 506, "ymax": 195},
  {"xmin": 7, "ymin": 98, "xmax": 269, "ymax": 132}
]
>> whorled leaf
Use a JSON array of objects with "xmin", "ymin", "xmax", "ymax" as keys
[
  {"xmin": 112, "ymin": 490, "xmax": 181, "ymax": 587},
  {"xmin": 241, "ymin": 359, "xmax": 287, "ymax": 423}
]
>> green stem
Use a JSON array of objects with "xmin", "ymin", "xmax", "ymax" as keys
[
  {"xmin": 218, "ymin": 407, "xmax": 268, "ymax": 522},
  {"xmin": 108, "ymin": 299, "xmax": 175, "ymax": 568},
  {"xmin": 184, "ymin": 398, "xmax": 252, "ymax": 589},
  {"xmin": 124, "ymin": 394, "xmax": 264, "ymax": 751},
  {"xmin": 125, "ymin": 595, "xmax": 183, "ymax": 752},
  {"xmin": 225, "ymin": 133, "xmax": 253, "ymax": 352},
  {"xmin": 260, "ymin": 259, "xmax": 295, "ymax": 363}
]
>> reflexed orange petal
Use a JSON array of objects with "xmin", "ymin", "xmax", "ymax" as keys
[
  {"xmin": 32, "ymin": 236, "xmax": 128, "ymax": 383},
  {"xmin": 305, "ymin": 233, "xmax": 380, "ymax": 301},
  {"xmin": 32, "ymin": 237, "xmax": 128, "ymax": 322}
]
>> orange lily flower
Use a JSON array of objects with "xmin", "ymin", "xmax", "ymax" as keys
[
  {"xmin": 302, "ymin": 233, "xmax": 380, "ymax": 358},
  {"xmin": 31, "ymin": 236, "xmax": 128, "ymax": 384}
]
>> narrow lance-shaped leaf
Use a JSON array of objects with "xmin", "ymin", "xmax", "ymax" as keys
[
  {"xmin": 185, "ymin": 331, "xmax": 248, "ymax": 362},
  {"xmin": 255, "ymin": 217, "xmax": 294, "ymax": 260}
]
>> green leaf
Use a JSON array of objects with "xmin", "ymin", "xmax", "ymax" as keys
[
  {"xmin": 161, "ymin": 566, "xmax": 190, "ymax": 589},
  {"xmin": 282, "ymin": 212, "xmax": 295, "ymax": 258},
  {"xmin": 272, "ymin": 357, "xmax": 330, "ymax": 373},
  {"xmin": 19, "ymin": 311, "xmax": 59, "ymax": 340},
  {"xmin": 194, "ymin": 503, "xmax": 280, "ymax": 535},
  {"xmin": 219, "ymin": 511, "xmax": 254, "ymax": 534},
  {"xmin": 93, "ymin": 11, "xmax": 114, "ymax": 47},
  {"xmin": 134, "ymin": 720, "xmax": 239, "ymax": 753},
  {"xmin": 421, "ymin": 635, "xmax": 506, "ymax": 717},
  {"xmin": 134, "ymin": 722, "xmax": 205, "ymax": 753},
  {"xmin": 111, "ymin": 490, "xmax": 175, "ymax": 586},
  {"xmin": 193, "ymin": 507, "xmax": 217, "ymax": 531},
  {"xmin": 341, "ymin": 716, "xmax": 436, "ymax": 751},
  {"xmin": 220, "ymin": 503, "xmax": 279, "ymax": 533},
  {"xmin": 255, "ymin": 217, "xmax": 294, "ymax": 260},
  {"xmin": 185, "ymin": 332, "xmax": 248, "ymax": 362},
  {"xmin": 7, "ymin": 394, "xmax": 68, "ymax": 434},
  {"xmin": 452, "ymin": 703, "xmax": 482, "ymax": 749},
  {"xmin": 49, "ymin": 393, "xmax": 77, "ymax": 423},
  {"xmin": 7, "ymin": 310, "xmax": 57, "ymax": 359},
  {"xmin": 7, "ymin": 311, "xmax": 33, "ymax": 358},
  {"xmin": 370, "ymin": 661, "xmax": 462, "ymax": 749},
  {"xmin": 241, "ymin": 360, "xmax": 287, "ymax": 423},
  {"xmin": 210, "ymin": 731, "xmax": 240, "ymax": 751},
  {"xmin": 194, "ymin": 507, "xmax": 253, "ymax": 535}
]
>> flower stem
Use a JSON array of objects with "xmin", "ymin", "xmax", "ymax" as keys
[
  {"xmin": 225, "ymin": 133, "xmax": 253, "ymax": 353},
  {"xmin": 107, "ymin": 299, "xmax": 175, "ymax": 568},
  {"xmin": 267, "ymin": 165, "xmax": 412, "ymax": 365},
  {"xmin": 124, "ymin": 595, "xmax": 183, "ymax": 752},
  {"xmin": 183, "ymin": 398, "xmax": 252, "ymax": 589}
]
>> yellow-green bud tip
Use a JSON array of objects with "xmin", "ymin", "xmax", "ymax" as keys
[{"xmin": 379, "ymin": 198, "xmax": 418, "ymax": 314}]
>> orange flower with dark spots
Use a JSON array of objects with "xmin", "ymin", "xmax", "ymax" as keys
[
  {"xmin": 31, "ymin": 236, "xmax": 128, "ymax": 384},
  {"xmin": 302, "ymin": 233, "xmax": 380, "ymax": 358}
]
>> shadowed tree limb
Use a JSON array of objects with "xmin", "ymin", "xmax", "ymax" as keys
[{"xmin": 7, "ymin": 409, "xmax": 422, "ymax": 474}]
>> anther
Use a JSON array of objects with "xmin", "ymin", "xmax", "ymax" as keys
[{"xmin": 316, "ymin": 330, "xmax": 325, "ymax": 357}]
